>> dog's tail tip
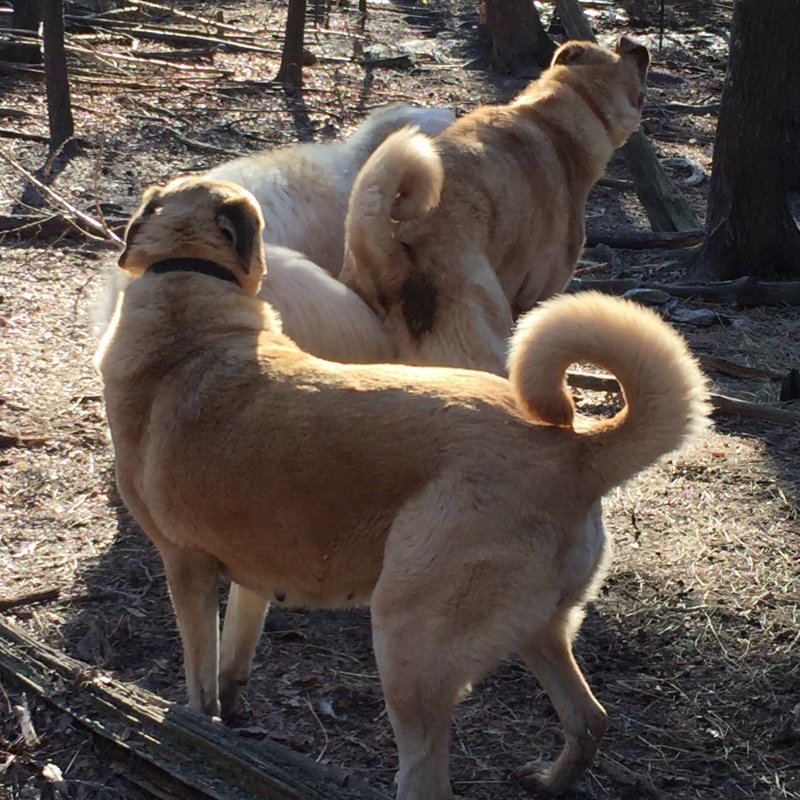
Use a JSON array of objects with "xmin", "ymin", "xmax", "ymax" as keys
[{"xmin": 509, "ymin": 291, "xmax": 711, "ymax": 490}]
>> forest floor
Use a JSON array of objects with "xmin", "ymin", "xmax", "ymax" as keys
[{"xmin": 1, "ymin": 0, "xmax": 799, "ymax": 798}]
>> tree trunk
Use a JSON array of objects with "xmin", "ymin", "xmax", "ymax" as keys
[
  {"xmin": 42, "ymin": 0, "xmax": 75, "ymax": 153},
  {"xmin": 276, "ymin": 0, "xmax": 306, "ymax": 90},
  {"xmin": 482, "ymin": 0, "xmax": 555, "ymax": 71},
  {"xmin": 694, "ymin": 0, "xmax": 800, "ymax": 279},
  {"xmin": 0, "ymin": 0, "xmax": 43, "ymax": 63}
]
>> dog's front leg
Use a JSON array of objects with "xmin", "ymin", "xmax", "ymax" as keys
[
  {"xmin": 161, "ymin": 545, "xmax": 222, "ymax": 717},
  {"xmin": 219, "ymin": 582, "xmax": 270, "ymax": 719},
  {"xmin": 516, "ymin": 620, "xmax": 607, "ymax": 794}
]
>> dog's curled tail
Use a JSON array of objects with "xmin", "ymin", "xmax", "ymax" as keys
[
  {"xmin": 508, "ymin": 292, "xmax": 709, "ymax": 493},
  {"xmin": 345, "ymin": 126, "xmax": 443, "ymax": 271}
]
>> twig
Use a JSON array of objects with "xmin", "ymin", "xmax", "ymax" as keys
[
  {"xmin": 129, "ymin": 45, "xmax": 217, "ymax": 61},
  {"xmin": 124, "ymin": 0, "xmax": 263, "ymax": 36},
  {"xmin": 0, "ymin": 128, "xmax": 49, "ymax": 143},
  {"xmin": 0, "ymin": 107, "xmax": 35, "ymax": 119},
  {"xmin": 0, "ymin": 432, "xmax": 48, "ymax": 449},
  {"xmin": 0, "ymin": 589, "xmax": 61, "ymax": 612},
  {"xmin": 65, "ymin": 42, "xmax": 233, "ymax": 74},
  {"xmin": 161, "ymin": 125, "xmax": 247, "ymax": 157},
  {"xmin": 0, "ymin": 151, "xmax": 123, "ymax": 244},
  {"xmin": 596, "ymin": 176, "xmax": 635, "ymax": 192}
]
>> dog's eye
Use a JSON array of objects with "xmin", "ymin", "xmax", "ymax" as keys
[{"xmin": 142, "ymin": 200, "xmax": 159, "ymax": 216}]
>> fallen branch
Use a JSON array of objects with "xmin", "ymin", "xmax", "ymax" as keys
[
  {"xmin": 161, "ymin": 125, "xmax": 247, "ymax": 157},
  {"xmin": 569, "ymin": 275, "xmax": 800, "ymax": 307},
  {"xmin": 0, "ymin": 588, "xmax": 61, "ymax": 612},
  {"xmin": 0, "ymin": 151, "xmax": 123, "ymax": 244},
  {"xmin": 0, "ymin": 619, "xmax": 392, "ymax": 800},
  {"xmin": 65, "ymin": 42, "xmax": 233, "ymax": 74},
  {"xmin": 584, "ymin": 228, "xmax": 704, "ymax": 250},
  {"xmin": 0, "ymin": 127, "xmax": 49, "ymax": 143},
  {"xmin": 0, "ymin": 107, "xmax": 35, "ymax": 118},
  {"xmin": 696, "ymin": 355, "xmax": 784, "ymax": 382},
  {"xmin": 0, "ymin": 431, "xmax": 48, "ymax": 449},
  {"xmin": 124, "ymin": 0, "xmax": 263, "ymax": 36},
  {"xmin": 595, "ymin": 176, "xmax": 635, "ymax": 192},
  {"xmin": 660, "ymin": 101, "xmax": 720, "ymax": 115},
  {"xmin": 0, "ymin": 212, "xmax": 126, "ymax": 240},
  {"xmin": 566, "ymin": 372, "xmax": 800, "ymax": 425}
]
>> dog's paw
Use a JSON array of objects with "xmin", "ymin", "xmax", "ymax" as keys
[{"xmin": 514, "ymin": 760, "xmax": 557, "ymax": 794}]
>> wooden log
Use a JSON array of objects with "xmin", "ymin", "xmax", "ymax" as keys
[
  {"xmin": 584, "ymin": 228, "xmax": 704, "ymax": 249},
  {"xmin": 552, "ymin": 0, "xmax": 701, "ymax": 232},
  {"xmin": 0, "ymin": 619, "xmax": 392, "ymax": 800},
  {"xmin": 569, "ymin": 275, "xmax": 800, "ymax": 307},
  {"xmin": 566, "ymin": 372, "xmax": 800, "ymax": 425}
]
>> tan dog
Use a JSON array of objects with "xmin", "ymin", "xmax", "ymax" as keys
[
  {"xmin": 205, "ymin": 102, "xmax": 455, "ymax": 275},
  {"xmin": 95, "ymin": 182, "xmax": 393, "ymax": 364},
  {"xmin": 341, "ymin": 37, "xmax": 650, "ymax": 374},
  {"xmin": 95, "ymin": 178, "xmax": 708, "ymax": 799}
]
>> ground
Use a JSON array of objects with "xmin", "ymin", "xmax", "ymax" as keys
[{"xmin": 1, "ymin": 1, "xmax": 799, "ymax": 799}]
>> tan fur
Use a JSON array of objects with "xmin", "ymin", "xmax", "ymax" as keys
[
  {"xmin": 106, "ymin": 176, "xmax": 393, "ymax": 364},
  {"xmin": 96, "ymin": 179, "xmax": 708, "ymax": 799},
  {"xmin": 342, "ymin": 37, "xmax": 650, "ymax": 374}
]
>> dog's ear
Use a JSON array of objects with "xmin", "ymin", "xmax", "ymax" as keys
[
  {"xmin": 616, "ymin": 36, "xmax": 650, "ymax": 81},
  {"xmin": 118, "ymin": 184, "xmax": 162, "ymax": 269},
  {"xmin": 216, "ymin": 198, "xmax": 262, "ymax": 275},
  {"xmin": 552, "ymin": 40, "xmax": 589, "ymax": 67}
]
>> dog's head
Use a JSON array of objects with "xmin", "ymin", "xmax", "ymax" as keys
[
  {"xmin": 118, "ymin": 177, "xmax": 266, "ymax": 294},
  {"xmin": 547, "ymin": 36, "xmax": 650, "ymax": 148}
]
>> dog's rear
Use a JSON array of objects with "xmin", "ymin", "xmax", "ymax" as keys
[{"xmin": 206, "ymin": 103, "xmax": 454, "ymax": 275}]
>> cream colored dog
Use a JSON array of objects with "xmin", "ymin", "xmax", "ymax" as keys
[
  {"xmin": 341, "ymin": 37, "xmax": 650, "ymax": 374},
  {"xmin": 205, "ymin": 102, "xmax": 455, "ymax": 275},
  {"xmin": 96, "ymin": 178, "xmax": 708, "ymax": 799}
]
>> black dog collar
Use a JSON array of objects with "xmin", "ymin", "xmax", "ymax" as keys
[{"xmin": 148, "ymin": 257, "xmax": 241, "ymax": 288}]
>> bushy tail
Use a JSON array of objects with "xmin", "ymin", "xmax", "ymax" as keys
[
  {"xmin": 344, "ymin": 126, "xmax": 443, "ymax": 282},
  {"xmin": 508, "ymin": 292, "xmax": 710, "ymax": 494}
]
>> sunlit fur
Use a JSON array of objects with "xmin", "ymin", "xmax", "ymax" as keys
[
  {"xmin": 342, "ymin": 37, "xmax": 650, "ymax": 375},
  {"xmin": 96, "ymin": 179, "xmax": 708, "ymax": 800}
]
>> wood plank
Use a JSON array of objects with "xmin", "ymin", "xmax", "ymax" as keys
[{"xmin": 0, "ymin": 619, "xmax": 391, "ymax": 800}]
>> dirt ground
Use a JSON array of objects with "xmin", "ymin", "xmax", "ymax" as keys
[{"xmin": 1, "ymin": 1, "xmax": 799, "ymax": 798}]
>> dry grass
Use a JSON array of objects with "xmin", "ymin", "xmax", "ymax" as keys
[{"xmin": 1, "ymin": 1, "xmax": 799, "ymax": 799}]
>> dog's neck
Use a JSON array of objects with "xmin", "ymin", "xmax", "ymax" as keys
[
  {"xmin": 560, "ymin": 77, "xmax": 613, "ymax": 135},
  {"xmin": 147, "ymin": 257, "xmax": 241, "ymax": 287}
]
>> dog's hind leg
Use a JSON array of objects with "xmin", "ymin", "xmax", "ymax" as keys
[
  {"xmin": 515, "ymin": 615, "xmax": 607, "ymax": 794},
  {"xmin": 219, "ymin": 583, "xmax": 269, "ymax": 718},
  {"xmin": 160, "ymin": 544, "xmax": 222, "ymax": 717},
  {"xmin": 370, "ymin": 609, "xmax": 460, "ymax": 800}
]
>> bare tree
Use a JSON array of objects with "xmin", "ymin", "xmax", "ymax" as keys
[
  {"xmin": 276, "ymin": 0, "xmax": 307, "ymax": 90},
  {"xmin": 480, "ymin": 0, "xmax": 555, "ymax": 72},
  {"xmin": 694, "ymin": 0, "xmax": 800, "ymax": 279},
  {"xmin": 42, "ymin": 0, "xmax": 75, "ymax": 153}
]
